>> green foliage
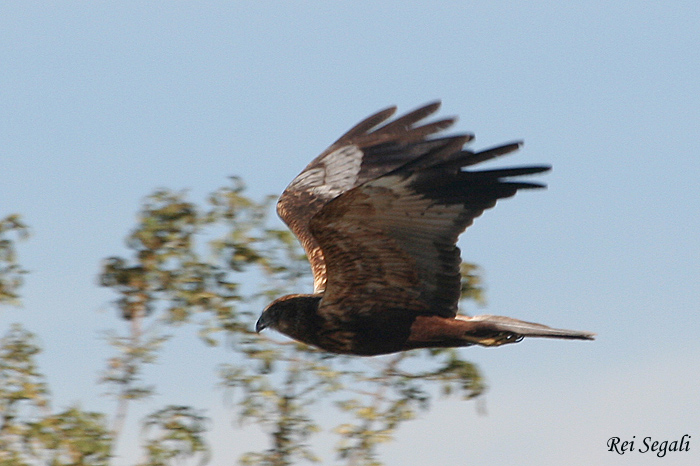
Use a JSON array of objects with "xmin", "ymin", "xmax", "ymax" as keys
[
  {"xmin": 221, "ymin": 350, "xmax": 335, "ymax": 466},
  {"xmin": 26, "ymin": 408, "xmax": 112, "ymax": 466},
  {"xmin": 460, "ymin": 262, "xmax": 486, "ymax": 307},
  {"xmin": 0, "ymin": 325, "xmax": 111, "ymax": 466},
  {"xmin": 1, "ymin": 177, "xmax": 489, "ymax": 466},
  {"xmin": 331, "ymin": 349, "xmax": 484, "ymax": 466},
  {"xmin": 100, "ymin": 330, "xmax": 168, "ymax": 407},
  {"xmin": 99, "ymin": 189, "xmax": 241, "ymax": 326},
  {"xmin": 139, "ymin": 406, "xmax": 209, "ymax": 466},
  {"xmin": 0, "ymin": 324, "xmax": 50, "ymax": 445},
  {"xmin": 0, "ymin": 215, "xmax": 29, "ymax": 306}
]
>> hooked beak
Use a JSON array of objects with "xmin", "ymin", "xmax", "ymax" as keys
[{"xmin": 255, "ymin": 312, "xmax": 269, "ymax": 333}]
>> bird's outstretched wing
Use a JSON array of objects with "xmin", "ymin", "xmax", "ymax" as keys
[
  {"xmin": 308, "ymin": 128, "xmax": 550, "ymax": 319},
  {"xmin": 277, "ymin": 102, "xmax": 457, "ymax": 293}
]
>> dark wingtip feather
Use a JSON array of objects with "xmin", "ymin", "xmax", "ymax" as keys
[
  {"xmin": 471, "ymin": 165, "xmax": 551, "ymax": 178},
  {"xmin": 459, "ymin": 141, "xmax": 523, "ymax": 167},
  {"xmin": 412, "ymin": 100, "xmax": 442, "ymax": 116},
  {"xmin": 334, "ymin": 106, "xmax": 397, "ymax": 143},
  {"xmin": 378, "ymin": 101, "xmax": 443, "ymax": 134},
  {"xmin": 500, "ymin": 181, "xmax": 548, "ymax": 190}
]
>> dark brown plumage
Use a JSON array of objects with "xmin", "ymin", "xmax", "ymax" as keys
[{"xmin": 256, "ymin": 102, "xmax": 594, "ymax": 356}]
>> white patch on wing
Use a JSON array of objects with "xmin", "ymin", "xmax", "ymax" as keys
[
  {"xmin": 287, "ymin": 167, "xmax": 325, "ymax": 190},
  {"xmin": 285, "ymin": 145, "xmax": 364, "ymax": 199},
  {"xmin": 313, "ymin": 145, "xmax": 363, "ymax": 197}
]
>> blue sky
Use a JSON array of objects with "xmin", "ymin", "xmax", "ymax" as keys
[{"xmin": 1, "ymin": 2, "xmax": 699, "ymax": 465}]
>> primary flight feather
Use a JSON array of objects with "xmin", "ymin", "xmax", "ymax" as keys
[{"xmin": 257, "ymin": 102, "xmax": 594, "ymax": 356}]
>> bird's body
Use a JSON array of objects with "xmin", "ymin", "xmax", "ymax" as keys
[{"xmin": 256, "ymin": 102, "xmax": 594, "ymax": 356}]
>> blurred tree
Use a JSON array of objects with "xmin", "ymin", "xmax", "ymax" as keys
[
  {"xmin": 138, "ymin": 406, "xmax": 210, "ymax": 466},
  {"xmin": 1, "ymin": 215, "xmax": 112, "ymax": 465},
  {"xmin": 0, "ymin": 324, "xmax": 112, "ymax": 465}
]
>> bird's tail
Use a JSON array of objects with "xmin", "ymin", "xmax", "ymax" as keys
[{"xmin": 455, "ymin": 314, "xmax": 595, "ymax": 347}]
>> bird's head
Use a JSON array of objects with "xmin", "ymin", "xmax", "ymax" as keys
[
  {"xmin": 255, "ymin": 299, "xmax": 282, "ymax": 333},
  {"xmin": 256, "ymin": 294, "xmax": 322, "ymax": 340}
]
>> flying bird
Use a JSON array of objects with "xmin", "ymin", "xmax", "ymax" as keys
[{"xmin": 256, "ymin": 102, "xmax": 594, "ymax": 356}]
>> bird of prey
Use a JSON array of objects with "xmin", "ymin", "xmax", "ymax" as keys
[{"xmin": 256, "ymin": 102, "xmax": 594, "ymax": 356}]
